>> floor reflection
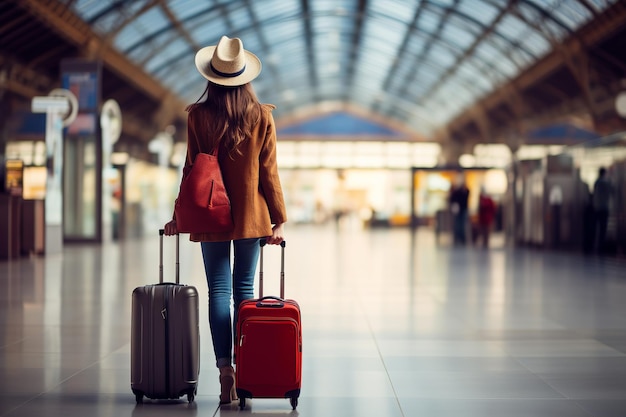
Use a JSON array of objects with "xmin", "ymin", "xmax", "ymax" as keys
[{"xmin": 0, "ymin": 225, "xmax": 625, "ymax": 417}]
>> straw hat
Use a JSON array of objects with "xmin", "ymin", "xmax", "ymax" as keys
[{"xmin": 194, "ymin": 36, "xmax": 261, "ymax": 86}]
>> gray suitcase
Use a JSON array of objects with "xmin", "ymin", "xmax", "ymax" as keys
[{"xmin": 130, "ymin": 230, "xmax": 200, "ymax": 403}]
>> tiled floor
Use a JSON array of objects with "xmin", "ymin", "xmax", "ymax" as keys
[{"xmin": 1, "ymin": 224, "xmax": 626, "ymax": 417}]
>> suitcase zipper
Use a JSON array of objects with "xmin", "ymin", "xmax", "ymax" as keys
[{"xmin": 238, "ymin": 317, "xmax": 300, "ymax": 348}]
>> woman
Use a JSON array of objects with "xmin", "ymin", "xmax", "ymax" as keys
[
  {"xmin": 477, "ymin": 187, "xmax": 496, "ymax": 248},
  {"xmin": 164, "ymin": 36, "xmax": 287, "ymax": 404}
]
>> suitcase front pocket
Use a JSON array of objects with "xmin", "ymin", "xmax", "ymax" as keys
[{"xmin": 238, "ymin": 318, "xmax": 301, "ymax": 387}]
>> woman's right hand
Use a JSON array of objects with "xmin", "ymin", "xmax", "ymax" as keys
[
  {"xmin": 164, "ymin": 220, "xmax": 178, "ymax": 236},
  {"xmin": 266, "ymin": 223, "xmax": 285, "ymax": 245}
]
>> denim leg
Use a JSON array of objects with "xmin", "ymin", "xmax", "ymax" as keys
[
  {"xmin": 201, "ymin": 241, "xmax": 233, "ymax": 368},
  {"xmin": 232, "ymin": 238, "xmax": 260, "ymax": 327}
]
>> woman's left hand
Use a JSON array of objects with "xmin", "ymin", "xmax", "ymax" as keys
[{"xmin": 164, "ymin": 220, "xmax": 178, "ymax": 236}]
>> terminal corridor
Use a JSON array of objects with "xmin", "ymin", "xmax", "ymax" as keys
[{"xmin": 1, "ymin": 225, "xmax": 625, "ymax": 417}]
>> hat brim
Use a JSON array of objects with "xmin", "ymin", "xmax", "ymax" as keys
[{"xmin": 195, "ymin": 46, "xmax": 262, "ymax": 87}]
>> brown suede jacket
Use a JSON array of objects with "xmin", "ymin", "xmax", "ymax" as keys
[{"xmin": 176, "ymin": 103, "xmax": 287, "ymax": 242}]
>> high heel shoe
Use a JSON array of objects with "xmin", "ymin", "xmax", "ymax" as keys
[{"xmin": 219, "ymin": 366, "xmax": 238, "ymax": 404}]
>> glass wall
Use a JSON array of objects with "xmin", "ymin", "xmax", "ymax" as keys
[{"xmin": 63, "ymin": 134, "xmax": 98, "ymax": 240}]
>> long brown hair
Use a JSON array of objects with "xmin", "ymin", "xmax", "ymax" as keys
[{"xmin": 187, "ymin": 81, "xmax": 262, "ymax": 158}]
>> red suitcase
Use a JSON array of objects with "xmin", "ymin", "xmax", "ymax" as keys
[
  {"xmin": 130, "ymin": 230, "xmax": 200, "ymax": 403},
  {"xmin": 235, "ymin": 240, "xmax": 302, "ymax": 410}
]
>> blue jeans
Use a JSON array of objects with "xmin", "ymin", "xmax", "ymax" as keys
[{"xmin": 201, "ymin": 238, "xmax": 260, "ymax": 368}]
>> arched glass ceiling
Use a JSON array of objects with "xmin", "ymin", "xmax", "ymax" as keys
[{"xmin": 63, "ymin": 0, "xmax": 618, "ymax": 137}]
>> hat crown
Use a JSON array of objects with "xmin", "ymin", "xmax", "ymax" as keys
[
  {"xmin": 194, "ymin": 35, "xmax": 261, "ymax": 86},
  {"xmin": 211, "ymin": 36, "xmax": 245, "ymax": 75}
]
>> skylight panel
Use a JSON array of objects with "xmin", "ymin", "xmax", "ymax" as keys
[
  {"xmin": 275, "ymin": 63, "xmax": 310, "ymax": 85},
  {"xmin": 189, "ymin": 16, "xmax": 230, "ymax": 46},
  {"xmin": 135, "ymin": 6, "xmax": 170, "ymax": 36},
  {"xmin": 391, "ymin": 63, "xmax": 419, "ymax": 90},
  {"xmin": 360, "ymin": 33, "xmax": 398, "ymax": 61},
  {"xmin": 455, "ymin": 61, "xmax": 492, "ymax": 93},
  {"xmin": 316, "ymin": 82, "xmax": 344, "ymax": 100},
  {"xmin": 251, "ymin": 0, "xmax": 300, "ymax": 22},
  {"xmin": 477, "ymin": 37, "xmax": 513, "ymax": 69},
  {"xmin": 473, "ymin": 39, "xmax": 517, "ymax": 78},
  {"xmin": 309, "ymin": 0, "xmax": 355, "ymax": 16},
  {"xmin": 351, "ymin": 89, "xmax": 380, "ymax": 107},
  {"xmin": 447, "ymin": 13, "xmax": 483, "ymax": 39},
  {"xmin": 234, "ymin": 32, "xmax": 262, "ymax": 57},
  {"xmin": 405, "ymin": 34, "xmax": 427, "ymax": 56},
  {"xmin": 116, "ymin": 6, "xmax": 171, "ymax": 55},
  {"xmin": 263, "ymin": 39, "xmax": 307, "ymax": 67},
  {"xmin": 226, "ymin": 2, "xmax": 252, "ymax": 30},
  {"xmin": 75, "ymin": 0, "xmax": 149, "ymax": 32},
  {"xmin": 456, "ymin": 0, "xmax": 500, "ymax": 25},
  {"xmin": 549, "ymin": 2, "xmax": 592, "ymax": 28},
  {"xmin": 169, "ymin": 0, "xmax": 214, "ymax": 21},
  {"xmin": 427, "ymin": 44, "xmax": 457, "ymax": 69},
  {"xmin": 159, "ymin": 60, "xmax": 197, "ymax": 90},
  {"xmin": 418, "ymin": 7, "xmax": 443, "ymax": 33},
  {"xmin": 261, "ymin": 18, "xmax": 304, "ymax": 40},
  {"xmin": 312, "ymin": 14, "xmax": 348, "ymax": 33},
  {"xmin": 353, "ymin": 54, "xmax": 389, "ymax": 86},
  {"xmin": 435, "ymin": 82, "xmax": 474, "ymax": 114},
  {"xmin": 145, "ymin": 38, "xmax": 188, "ymax": 73},
  {"xmin": 525, "ymin": 0, "xmax": 593, "ymax": 30},
  {"xmin": 514, "ymin": 2, "xmax": 569, "ymax": 39},
  {"xmin": 369, "ymin": 0, "xmax": 416, "ymax": 25},
  {"xmin": 497, "ymin": 13, "xmax": 531, "ymax": 40},
  {"xmin": 407, "ymin": 66, "xmax": 441, "ymax": 96},
  {"xmin": 512, "ymin": 27, "xmax": 550, "ymax": 60},
  {"xmin": 91, "ymin": 12, "xmax": 123, "ymax": 33},
  {"xmin": 175, "ymin": 76, "xmax": 205, "ymax": 103},
  {"xmin": 114, "ymin": 23, "xmax": 145, "ymax": 52},
  {"xmin": 363, "ymin": 17, "xmax": 406, "ymax": 46},
  {"xmin": 71, "ymin": 0, "xmax": 115, "ymax": 21},
  {"xmin": 428, "ymin": 0, "xmax": 457, "ymax": 7},
  {"xmin": 440, "ymin": 21, "xmax": 477, "ymax": 50},
  {"xmin": 171, "ymin": 72, "xmax": 203, "ymax": 99},
  {"xmin": 361, "ymin": 28, "xmax": 405, "ymax": 66}
]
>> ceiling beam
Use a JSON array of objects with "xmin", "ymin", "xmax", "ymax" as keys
[
  {"xmin": 0, "ymin": 56, "xmax": 54, "ymax": 97},
  {"xmin": 346, "ymin": 0, "xmax": 367, "ymax": 99},
  {"xmin": 300, "ymin": 0, "xmax": 319, "ymax": 99},
  {"xmin": 16, "ymin": 0, "xmax": 187, "ymax": 124},
  {"xmin": 445, "ymin": 0, "xmax": 626, "ymax": 140}
]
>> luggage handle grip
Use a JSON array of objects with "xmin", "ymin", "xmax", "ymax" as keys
[
  {"xmin": 256, "ymin": 296, "xmax": 285, "ymax": 308},
  {"xmin": 259, "ymin": 238, "xmax": 286, "ymax": 248},
  {"xmin": 159, "ymin": 229, "xmax": 180, "ymax": 284}
]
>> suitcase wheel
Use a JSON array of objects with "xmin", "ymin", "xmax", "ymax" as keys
[
  {"xmin": 133, "ymin": 391, "xmax": 144, "ymax": 404},
  {"xmin": 290, "ymin": 397, "xmax": 298, "ymax": 410},
  {"xmin": 187, "ymin": 387, "xmax": 197, "ymax": 403}
]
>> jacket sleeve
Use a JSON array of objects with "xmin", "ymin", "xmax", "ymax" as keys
[{"xmin": 258, "ymin": 111, "xmax": 287, "ymax": 225}]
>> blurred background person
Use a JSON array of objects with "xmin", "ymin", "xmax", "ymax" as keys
[
  {"xmin": 449, "ymin": 173, "xmax": 470, "ymax": 246},
  {"xmin": 476, "ymin": 187, "xmax": 497, "ymax": 248},
  {"xmin": 592, "ymin": 166, "xmax": 613, "ymax": 254}
]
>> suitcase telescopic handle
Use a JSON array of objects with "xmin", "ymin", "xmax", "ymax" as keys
[
  {"xmin": 259, "ymin": 239, "xmax": 286, "ymax": 299},
  {"xmin": 159, "ymin": 229, "xmax": 180, "ymax": 284}
]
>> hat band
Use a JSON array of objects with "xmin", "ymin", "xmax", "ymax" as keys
[{"xmin": 210, "ymin": 62, "xmax": 246, "ymax": 78}]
